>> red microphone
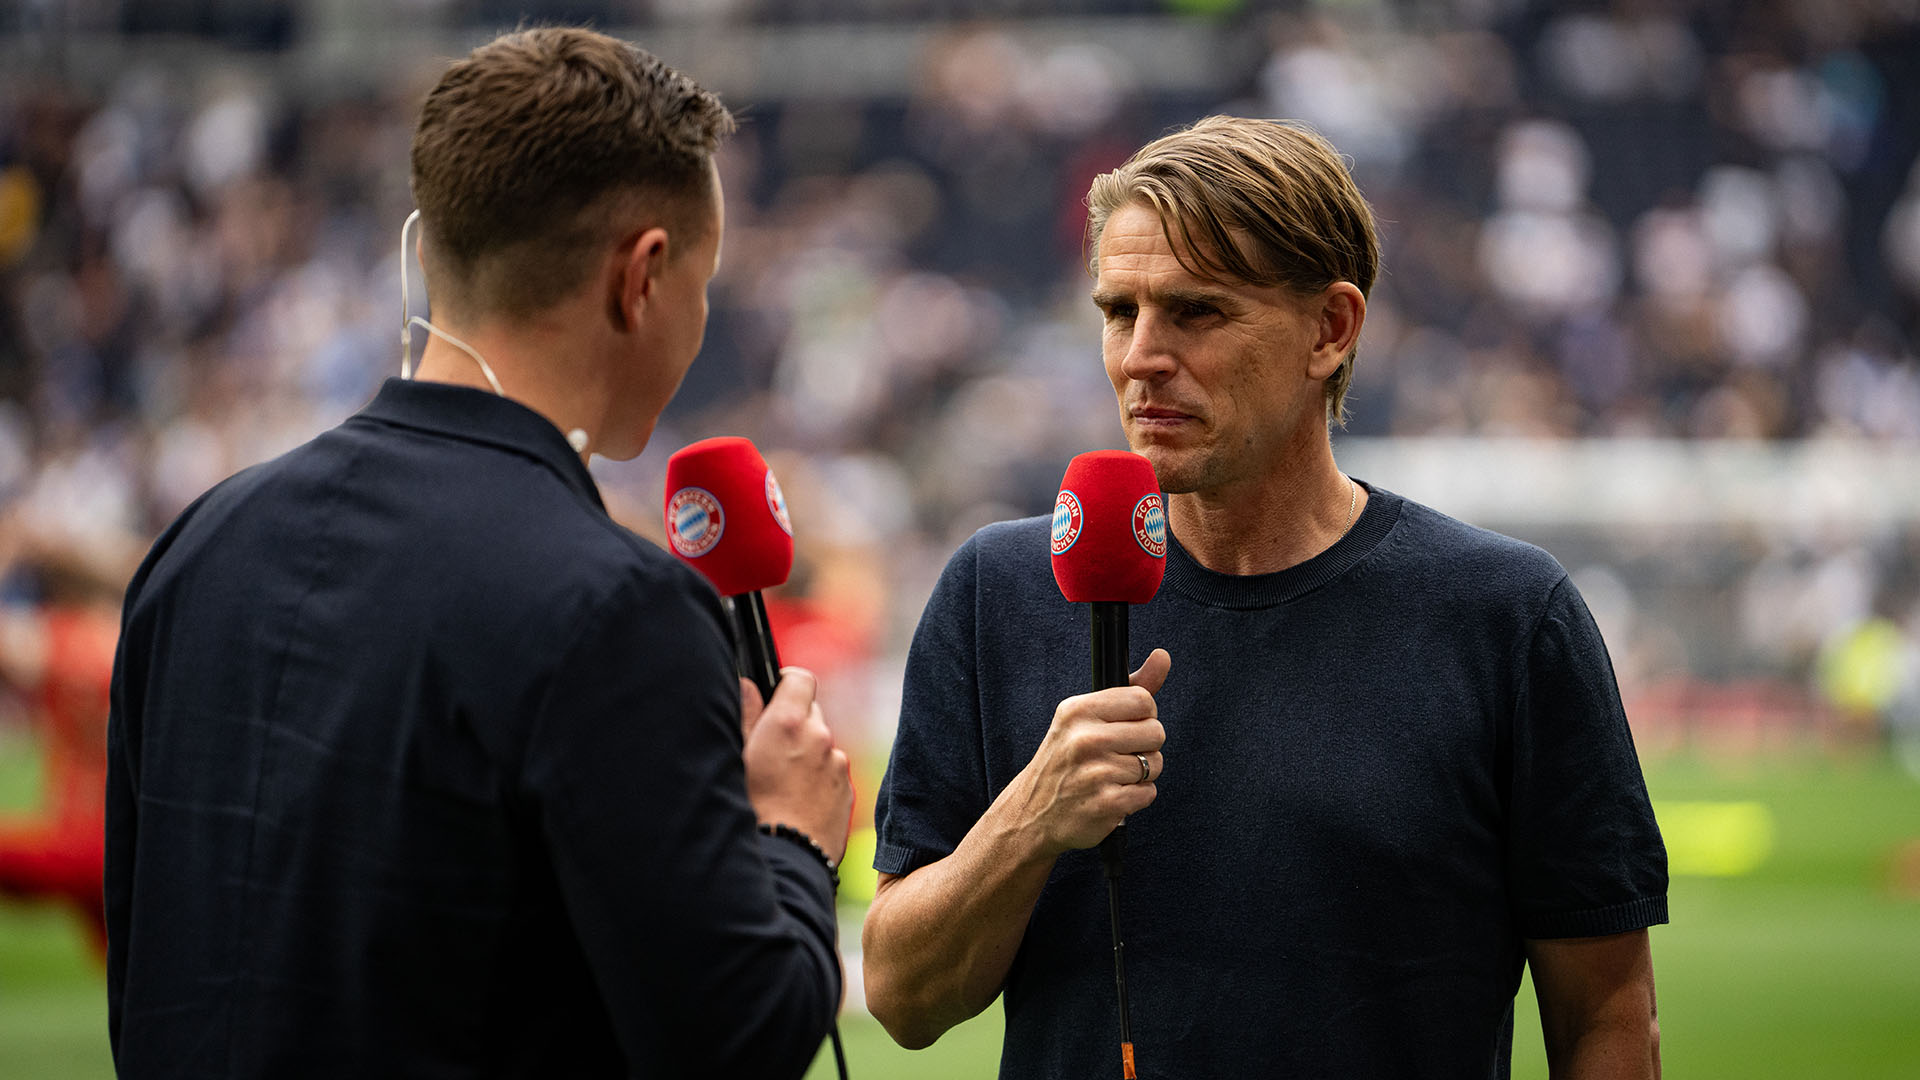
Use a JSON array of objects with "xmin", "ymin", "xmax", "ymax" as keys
[
  {"xmin": 665, "ymin": 437, "xmax": 855, "ymax": 1080},
  {"xmin": 1053, "ymin": 450, "xmax": 1166, "ymax": 704},
  {"xmin": 1050, "ymin": 449, "xmax": 1164, "ymax": 1080},
  {"xmin": 664, "ymin": 436, "xmax": 796, "ymax": 700},
  {"xmin": 1052, "ymin": 450, "xmax": 1167, "ymax": 608}
]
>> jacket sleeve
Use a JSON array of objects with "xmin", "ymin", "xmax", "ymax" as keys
[{"xmin": 521, "ymin": 563, "xmax": 839, "ymax": 1079}]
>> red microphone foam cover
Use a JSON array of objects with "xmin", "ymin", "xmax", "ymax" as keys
[
  {"xmin": 1051, "ymin": 450, "xmax": 1166, "ymax": 604},
  {"xmin": 663, "ymin": 436, "xmax": 795, "ymax": 596}
]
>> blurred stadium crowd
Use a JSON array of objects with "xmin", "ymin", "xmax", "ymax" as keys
[{"xmin": 0, "ymin": 0, "xmax": 1917, "ymax": 783}]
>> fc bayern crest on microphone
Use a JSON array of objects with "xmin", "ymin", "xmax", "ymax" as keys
[
  {"xmin": 765, "ymin": 470, "xmax": 793, "ymax": 536},
  {"xmin": 1133, "ymin": 493, "xmax": 1166, "ymax": 558},
  {"xmin": 666, "ymin": 486, "xmax": 725, "ymax": 558},
  {"xmin": 1051, "ymin": 490, "xmax": 1083, "ymax": 555}
]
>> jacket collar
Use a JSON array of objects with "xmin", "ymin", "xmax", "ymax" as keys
[{"xmin": 356, "ymin": 377, "xmax": 603, "ymax": 509}]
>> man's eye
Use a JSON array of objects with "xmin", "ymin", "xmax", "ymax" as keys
[
  {"xmin": 1104, "ymin": 305, "xmax": 1137, "ymax": 321},
  {"xmin": 1178, "ymin": 303, "xmax": 1219, "ymax": 320}
]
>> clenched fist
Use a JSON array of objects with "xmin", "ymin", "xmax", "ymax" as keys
[
  {"xmin": 740, "ymin": 667, "xmax": 854, "ymax": 863},
  {"xmin": 1006, "ymin": 648, "xmax": 1170, "ymax": 856}
]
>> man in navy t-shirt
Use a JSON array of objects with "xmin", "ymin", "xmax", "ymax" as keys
[{"xmin": 862, "ymin": 116, "xmax": 1667, "ymax": 1078}]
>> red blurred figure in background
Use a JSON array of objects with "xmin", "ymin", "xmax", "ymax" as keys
[{"xmin": 0, "ymin": 525, "xmax": 125, "ymax": 953}]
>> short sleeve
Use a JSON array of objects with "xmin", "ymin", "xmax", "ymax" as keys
[
  {"xmin": 522, "ymin": 563, "xmax": 840, "ymax": 1077},
  {"xmin": 1507, "ymin": 577, "xmax": 1669, "ymax": 939},
  {"xmin": 873, "ymin": 534, "xmax": 992, "ymax": 877}
]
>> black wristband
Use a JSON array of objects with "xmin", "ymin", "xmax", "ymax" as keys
[{"xmin": 758, "ymin": 823, "xmax": 840, "ymax": 893}]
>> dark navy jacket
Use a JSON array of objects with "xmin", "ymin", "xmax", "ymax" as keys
[{"xmin": 107, "ymin": 378, "xmax": 839, "ymax": 1078}]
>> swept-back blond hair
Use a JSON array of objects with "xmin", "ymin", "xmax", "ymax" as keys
[{"xmin": 1088, "ymin": 116, "xmax": 1380, "ymax": 424}]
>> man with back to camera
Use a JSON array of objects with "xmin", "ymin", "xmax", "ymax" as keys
[
  {"xmin": 106, "ymin": 28, "xmax": 852, "ymax": 1077},
  {"xmin": 862, "ymin": 116, "xmax": 1667, "ymax": 1078}
]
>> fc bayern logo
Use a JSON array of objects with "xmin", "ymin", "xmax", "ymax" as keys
[
  {"xmin": 666, "ymin": 486, "xmax": 725, "ymax": 558},
  {"xmin": 1133, "ymin": 493, "xmax": 1166, "ymax": 558},
  {"xmin": 1051, "ymin": 490, "xmax": 1083, "ymax": 555},
  {"xmin": 765, "ymin": 469, "xmax": 793, "ymax": 536}
]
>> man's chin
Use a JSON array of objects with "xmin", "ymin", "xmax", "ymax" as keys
[{"xmin": 1126, "ymin": 445, "xmax": 1202, "ymax": 495}]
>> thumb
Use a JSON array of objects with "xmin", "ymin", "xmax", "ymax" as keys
[
  {"xmin": 1130, "ymin": 648, "xmax": 1172, "ymax": 697},
  {"xmin": 739, "ymin": 677, "xmax": 765, "ymax": 744},
  {"xmin": 766, "ymin": 665, "xmax": 820, "ymax": 714}
]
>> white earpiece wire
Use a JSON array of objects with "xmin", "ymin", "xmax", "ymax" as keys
[
  {"xmin": 399, "ymin": 210, "xmax": 505, "ymax": 397},
  {"xmin": 400, "ymin": 210, "xmax": 420, "ymax": 378}
]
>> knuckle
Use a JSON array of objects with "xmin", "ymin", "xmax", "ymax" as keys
[{"xmin": 1062, "ymin": 727, "xmax": 1094, "ymax": 758}]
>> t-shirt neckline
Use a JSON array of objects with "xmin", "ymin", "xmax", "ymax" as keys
[{"xmin": 1163, "ymin": 481, "xmax": 1401, "ymax": 610}]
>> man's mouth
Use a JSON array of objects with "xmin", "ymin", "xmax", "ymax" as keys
[{"xmin": 1129, "ymin": 406, "xmax": 1197, "ymax": 428}]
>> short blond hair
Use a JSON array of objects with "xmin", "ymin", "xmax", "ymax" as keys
[{"xmin": 1087, "ymin": 117, "xmax": 1380, "ymax": 424}]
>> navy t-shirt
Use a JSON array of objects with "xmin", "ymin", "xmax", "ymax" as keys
[{"xmin": 874, "ymin": 484, "xmax": 1667, "ymax": 1079}]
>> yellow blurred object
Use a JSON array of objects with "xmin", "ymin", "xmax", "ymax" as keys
[
  {"xmin": 840, "ymin": 826, "xmax": 879, "ymax": 903},
  {"xmin": 1817, "ymin": 617, "xmax": 1911, "ymax": 720},
  {"xmin": 0, "ymin": 166, "xmax": 42, "ymax": 265},
  {"xmin": 1654, "ymin": 800, "xmax": 1775, "ymax": 877}
]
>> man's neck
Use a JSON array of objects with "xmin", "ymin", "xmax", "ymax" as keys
[
  {"xmin": 410, "ymin": 314, "xmax": 610, "ymax": 461},
  {"xmin": 1166, "ymin": 437, "xmax": 1365, "ymax": 577}
]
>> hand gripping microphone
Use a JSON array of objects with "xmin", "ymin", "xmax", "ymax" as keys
[
  {"xmin": 663, "ymin": 437, "xmax": 851, "ymax": 1080},
  {"xmin": 663, "ymin": 436, "xmax": 796, "ymax": 706},
  {"xmin": 1050, "ymin": 450, "xmax": 1166, "ymax": 1080}
]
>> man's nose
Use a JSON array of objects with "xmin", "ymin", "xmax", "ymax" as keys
[{"xmin": 1119, "ymin": 312, "xmax": 1179, "ymax": 381}]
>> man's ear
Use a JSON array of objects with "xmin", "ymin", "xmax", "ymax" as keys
[
  {"xmin": 615, "ymin": 226, "xmax": 672, "ymax": 331},
  {"xmin": 1307, "ymin": 282, "xmax": 1366, "ymax": 381}
]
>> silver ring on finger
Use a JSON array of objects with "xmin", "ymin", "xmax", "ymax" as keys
[{"xmin": 1135, "ymin": 752, "xmax": 1151, "ymax": 784}]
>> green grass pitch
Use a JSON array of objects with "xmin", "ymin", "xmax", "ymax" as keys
[{"xmin": 4, "ymin": 749, "xmax": 1916, "ymax": 1078}]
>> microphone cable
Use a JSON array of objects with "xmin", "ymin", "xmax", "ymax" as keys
[
  {"xmin": 1093, "ymin": 601, "xmax": 1138, "ymax": 1080},
  {"xmin": 1104, "ymin": 855, "xmax": 1135, "ymax": 1080},
  {"xmin": 829, "ymin": 1024, "xmax": 849, "ymax": 1079}
]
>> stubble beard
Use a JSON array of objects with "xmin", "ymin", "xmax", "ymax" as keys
[{"xmin": 1128, "ymin": 432, "xmax": 1220, "ymax": 498}]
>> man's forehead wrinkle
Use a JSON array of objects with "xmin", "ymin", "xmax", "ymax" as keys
[{"xmin": 1096, "ymin": 213, "xmax": 1244, "ymax": 301}]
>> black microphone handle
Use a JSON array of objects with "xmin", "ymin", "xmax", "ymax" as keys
[
  {"xmin": 1090, "ymin": 601, "xmax": 1129, "ymax": 879},
  {"xmin": 1090, "ymin": 601, "xmax": 1130, "ymax": 691},
  {"xmin": 724, "ymin": 591, "xmax": 783, "ymax": 703}
]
